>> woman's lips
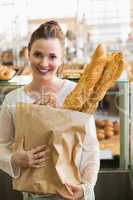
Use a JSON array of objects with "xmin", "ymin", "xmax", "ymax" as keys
[{"xmin": 36, "ymin": 67, "xmax": 53, "ymax": 75}]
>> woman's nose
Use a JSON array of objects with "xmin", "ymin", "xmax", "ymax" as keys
[{"xmin": 40, "ymin": 57, "xmax": 49, "ymax": 66}]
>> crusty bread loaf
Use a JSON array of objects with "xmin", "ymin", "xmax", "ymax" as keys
[
  {"xmin": 81, "ymin": 52, "xmax": 125, "ymax": 113},
  {"xmin": 0, "ymin": 65, "xmax": 16, "ymax": 80},
  {"xmin": 63, "ymin": 44, "xmax": 107, "ymax": 110},
  {"xmin": 95, "ymin": 119, "xmax": 105, "ymax": 128}
]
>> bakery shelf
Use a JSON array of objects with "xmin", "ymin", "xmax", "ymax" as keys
[{"xmin": 95, "ymin": 81, "xmax": 130, "ymax": 170}]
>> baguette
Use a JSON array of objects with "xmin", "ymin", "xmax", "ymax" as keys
[
  {"xmin": 81, "ymin": 52, "xmax": 125, "ymax": 113},
  {"xmin": 63, "ymin": 44, "xmax": 107, "ymax": 110}
]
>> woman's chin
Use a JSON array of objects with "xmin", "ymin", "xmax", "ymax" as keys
[
  {"xmin": 37, "ymin": 72, "xmax": 54, "ymax": 80},
  {"xmin": 32, "ymin": 69, "xmax": 57, "ymax": 80}
]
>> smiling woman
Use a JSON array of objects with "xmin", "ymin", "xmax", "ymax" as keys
[
  {"xmin": 29, "ymin": 39, "xmax": 62, "ymax": 77},
  {"xmin": 0, "ymin": 20, "xmax": 99, "ymax": 200},
  {"xmin": 26, "ymin": 21, "xmax": 66, "ymax": 95}
]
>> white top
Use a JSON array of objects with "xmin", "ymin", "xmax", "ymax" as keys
[{"xmin": 0, "ymin": 79, "xmax": 100, "ymax": 200}]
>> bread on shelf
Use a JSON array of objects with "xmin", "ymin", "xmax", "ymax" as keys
[
  {"xmin": 95, "ymin": 119, "xmax": 120, "ymax": 141},
  {"xmin": 0, "ymin": 65, "xmax": 16, "ymax": 80}
]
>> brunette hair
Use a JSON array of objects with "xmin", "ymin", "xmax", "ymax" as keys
[{"xmin": 28, "ymin": 20, "xmax": 65, "ymax": 52}]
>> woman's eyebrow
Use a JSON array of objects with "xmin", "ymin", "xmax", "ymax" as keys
[
  {"xmin": 49, "ymin": 53, "xmax": 57, "ymax": 56},
  {"xmin": 33, "ymin": 50, "xmax": 43, "ymax": 54}
]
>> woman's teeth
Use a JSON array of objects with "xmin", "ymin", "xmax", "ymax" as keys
[{"xmin": 37, "ymin": 68, "xmax": 51, "ymax": 74}]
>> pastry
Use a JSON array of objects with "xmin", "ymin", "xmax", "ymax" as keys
[
  {"xmin": 95, "ymin": 119, "xmax": 105, "ymax": 128},
  {"xmin": 105, "ymin": 130, "xmax": 114, "ymax": 138},
  {"xmin": 104, "ymin": 120, "xmax": 113, "ymax": 128},
  {"xmin": 0, "ymin": 65, "xmax": 16, "ymax": 80},
  {"xmin": 96, "ymin": 129, "xmax": 105, "ymax": 140},
  {"xmin": 113, "ymin": 121, "xmax": 120, "ymax": 135},
  {"xmin": 97, "ymin": 132, "xmax": 105, "ymax": 140},
  {"xmin": 104, "ymin": 126, "xmax": 114, "ymax": 132}
]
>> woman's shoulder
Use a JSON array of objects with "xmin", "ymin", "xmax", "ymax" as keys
[
  {"xmin": 6, "ymin": 86, "xmax": 24, "ymax": 97},
  {"xmin": 4, "ymin": 86, "xmax": 25, "ymax": 104}
]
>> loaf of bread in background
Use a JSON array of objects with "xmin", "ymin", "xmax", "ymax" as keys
[
  {"xmin": 96, "ymin": 119, "xmax": 120, "ymax": 141},
  {"xmin": 0, "ymin": 65, "xmax": 16, "ymax": 80},
  {"xmin": 63, "ymin": 44, "xmax": 107, "ymax": 111}
]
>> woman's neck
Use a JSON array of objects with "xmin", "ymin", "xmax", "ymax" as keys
[{"xmin": 26, "ymin": 76, "xmax": 63, "ymax": 94}]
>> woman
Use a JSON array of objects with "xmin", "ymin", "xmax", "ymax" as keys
[{"xmin": 0, "ymin": 20, "xmax": 99, "ymax": 200}]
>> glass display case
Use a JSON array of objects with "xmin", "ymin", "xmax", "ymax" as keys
[
  {"xmin": 95, "ymin": 80, "xmax": 130, "ymax": 170},
  {"xmin": 129, "ymin": 82, "xmax": 133, "ymax": 169},
  {"xmin": 94, "ymin": 80, "xmax": 133, "ymax": 200},
  {"xmin": 0, "ymin": 75, "xmax": 32, "ymax": 104}
]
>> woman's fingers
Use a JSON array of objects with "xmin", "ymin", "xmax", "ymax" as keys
[
  {"xmin": 33, "ymin": 149, "xmax": 50, "ymax": 160},
  {"xmin": 57, "ymin": 190, "xmax": 73, "ymax": 200},
  {"xmin": 27, "ymin": 145, "xmax": 51, "ymax": 167},
  {"xmin": 15, "ymin": 144, "xmax": 51, "ymax": 168},
  {"xmin": 65, "ymin": 183, "xmax": 84, "ymax": 200},
  {"xmin": 12, "ymin": 144, "xmax": 51, "ymax": 168},
  {"xmin": 33, "ymin": 157, "xmax": 50, "ymax": 167},
  {"xmin": 65, "ymin": 184, "xmax": 73, "ymax": 195},
  {"xmin": 31, "ymin": 144, "xmax": 47, "ymax": 154},
  {"xmin": 34, "ymin": 155, "xmax": 50, "ymax": 164},
  {"xmin": 32, "ymin": 162, "xmax": 49, "ymax": 168}
]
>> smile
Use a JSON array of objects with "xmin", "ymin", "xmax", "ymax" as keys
[{"xmin": 36, "ymin": 67, "xmax": 53, "ymax": 75}]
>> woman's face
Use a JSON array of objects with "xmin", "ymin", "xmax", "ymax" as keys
[{"xmin": 29, "ymin": 38, "xmax": 62, "ymax": 80}]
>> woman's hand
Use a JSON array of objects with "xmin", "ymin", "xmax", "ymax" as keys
[
  {"xmin": 11, "ymin": 144, "xmax": 50, "ymax": 168},
  {"xmin": 57, "ymin": 183, "xmax": 84, "ymax": 200}
]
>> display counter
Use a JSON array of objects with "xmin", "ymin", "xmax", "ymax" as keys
[{"xmin": 95, "ymin": 170, "xmax": 133, "ymax": 200}]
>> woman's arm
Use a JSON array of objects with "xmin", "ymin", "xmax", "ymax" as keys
[
  {"xmin": 79, "ymin": 115, "xmax": 100, "ymax": 200},
  {"xmin": 0, "ymin": 96, "xmax": 20, "ymax": 178},
  {"xmin": 0, "ymin": 96, "xmax": 51, "ymax": 177}
]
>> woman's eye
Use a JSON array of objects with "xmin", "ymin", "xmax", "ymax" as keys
[
  {"xmin": 33, "ymin": 52, "xmax": 42, "ymax": 58},
  {"xmin": 50, "ymin": 55, "xmax": 57, "ymax": 59}
]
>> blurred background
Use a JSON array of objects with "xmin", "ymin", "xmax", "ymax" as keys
[{"xmin": 0, "ymin": 0, "xmax": 132, "ymax": 76}]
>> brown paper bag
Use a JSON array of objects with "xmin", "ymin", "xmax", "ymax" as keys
[{"xmin": 13, "ymin": 103, "xmax": 89, "ymax": 195}]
